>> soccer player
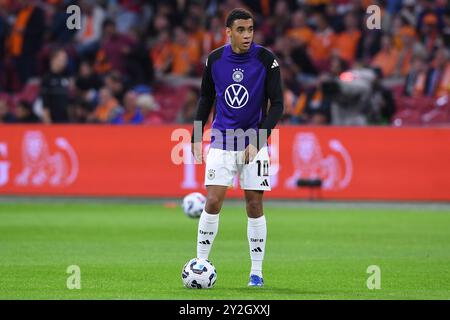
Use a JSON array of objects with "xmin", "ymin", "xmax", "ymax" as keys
[{"xmin": 191, "ymin": 8, "xmax": 284, "ymax": 287}]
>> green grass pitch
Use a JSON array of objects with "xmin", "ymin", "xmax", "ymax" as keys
[{"xmin": 0, "ymin": 201, "xmax": 449, "ymax": 300}]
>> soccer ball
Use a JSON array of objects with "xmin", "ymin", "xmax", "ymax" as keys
[
  {"xmin": 181, "ymin": 258, "xmax": 217, "ymax": 289},
  {"xmin": 181, "ymin": 192, "xmax": 206, "ymax": 218}
]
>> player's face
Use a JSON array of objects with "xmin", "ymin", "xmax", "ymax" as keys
[{"xmin": 227, "ymin": 19, "xmax": 254, "ymax": 53}]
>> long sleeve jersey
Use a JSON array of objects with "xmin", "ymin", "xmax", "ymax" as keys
[{"xmin": 192, "ymin": 42, "xmax": 284, "ymax": 151}]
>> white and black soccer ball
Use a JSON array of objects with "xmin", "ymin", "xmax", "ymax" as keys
[
  {"xmin": 181, "ymin": 192, "xmax": 206, "ymax": 218},
  {"xmin": 181, "ymin": 258, "xmax": 217, "ymax": 289}
]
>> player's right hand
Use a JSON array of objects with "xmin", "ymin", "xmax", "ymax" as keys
[{"xmin": 191, "ymin": 142, "xmax": 203, "ymax": 164}]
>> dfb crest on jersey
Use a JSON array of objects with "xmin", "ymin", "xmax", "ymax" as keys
[
  {"xmin": 224, "ymin": 84, "xmax": 249, "ymax": 109},
  {"xmin": 232, "ymin": 68, "xmax": 244, "ymax": 82}
]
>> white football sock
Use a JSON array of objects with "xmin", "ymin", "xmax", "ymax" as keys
[
  {"xmin": 197, "ymin": 210, "xmax": 219, "ymax": 259},
  {"xmin": 248, "ymin": 215, "xmax": 267, "ymax": 278}
]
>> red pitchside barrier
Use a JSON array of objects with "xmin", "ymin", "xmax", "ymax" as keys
[{"xmin": 0, "ymin": 125, "xmax": 449, "ymax": 201}]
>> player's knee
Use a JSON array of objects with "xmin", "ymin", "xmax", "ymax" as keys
[
  {"xmin": 246, "ymin": 199, "xmax": 262, "ymax": 216},
  {"xmin": 205, "ymin": 194, "xmax": 222, "ymax": 214}
]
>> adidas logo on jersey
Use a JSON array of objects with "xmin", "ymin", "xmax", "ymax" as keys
[
  {"xmin": 260, "ymin": 179, "xmax": 269, "ymax": 187},
  {"xmin": 271, "ymin": 59, "xmax": 279, "ymax": 69}
]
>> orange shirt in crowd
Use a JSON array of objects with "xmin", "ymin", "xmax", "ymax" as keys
[
  {"xmin": 94, "ymin": 97, "xmax": 119, "ymax": 122},
  {"xmin": 8, "ymin": 5, "xmax": 34, "ymax": 56},
  {"xmin": 371, "ymin": 48, "xmax": 400, "ymax": 78},
  {"xmin": 170, "ymin": 40, "xmax": 201, "ymax": 76},
  {"xmin": 190, "ymin": 29, "xmax": 206, "ymax": 52},
  {"xmin": 79, "ymin": 15, "xmax": 94, "ymax": 43},
  {"xmin": 396, "ymin": 49, "xmax": 413, "ymax": 77},
  {"xmin": 434, "ymin": 64, "xmax": 450, "ymax": 98},
  {"xmin": 94, "ymin": 49, "xmax": 112, "ymax": 74},
  {"xmin": 361, "ymin": 0, "xmax": 372, "ymax": 9},
  {"xmin": 294, "ymin": 90, "xmax": 324, "ymax": 117},
  {"xmin": 308, "ymin": 29, "xmax": 336, "ymax": 62},
  {"xmin": 412, "ymin": 71, "xmax": 428, "ymax": 97},
  {"xmin": 406, "ymin": 63, "xmax": 450, "ymax": 98},
  {"xmin": 260, "ymin": 0, "xmax": 270, "ymax": 17},
  {"xmin": 151, "ymin": 40, "xmax": 173, "ymax": 72},
  {"xmin": 203, "ymin": 29, "xmax": 227, "ymax": 53},
  {"xmin": 334, "ymin": 30, "xmax": 361, "ymax": 63},
  {"xmin": 287, "ymin": 27, "xmax": 314, "ymax": 46},
  {"xmin": 393, "ymin": 26, "xmax": 416, "ymax": 50}
]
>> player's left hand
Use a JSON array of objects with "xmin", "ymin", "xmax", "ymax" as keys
[
  {"xmin": 244, "ymin": 144, "xmax": 258, "ymax": 164},
  {"xmin": 191, "ymin": 142, "xmax": 203, "ymax": 164}
]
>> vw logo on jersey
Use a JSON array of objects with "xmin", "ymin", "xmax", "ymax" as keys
[{"xmin": 224, "ymin": 84, "xmax": 249, "ymax": 109}]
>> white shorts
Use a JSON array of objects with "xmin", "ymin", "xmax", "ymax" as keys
[{"xmin": 204, "ymin": 147, "xmax": 271, "ymax": 191}]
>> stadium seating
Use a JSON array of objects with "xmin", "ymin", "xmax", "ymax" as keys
[
  {"xmin": 152, "ymin": 84, "xmax": 191, "ymax": 122},
  {"xmin": 392, "ymin": 109, "xmax": 423, "ymax": 126},
  {"xmin": 392, "ymin": 95, "xmax": 449, "ymax": 126},
  {"xmin": 422, "ymin": 103, "xmax": 450, "ymax": 126},
  {"xmin": 15, "ymin": 79, "xmax": 41, "ymax": 105}
]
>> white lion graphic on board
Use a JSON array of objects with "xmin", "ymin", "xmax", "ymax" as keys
[
  {"xmin": 15, "ymin": 131, "xmax": 78, "ymax": 186},
  {"xmin": 285, "ymin": 132, "xmax": 352, "ymax": 191}
]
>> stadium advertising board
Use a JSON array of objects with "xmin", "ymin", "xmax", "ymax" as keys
[{"xmin": 0, "ymin": 125, "xmax": 449, "ymax": 201}]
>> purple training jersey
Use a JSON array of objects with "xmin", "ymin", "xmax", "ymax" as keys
[{"xmin": 193, "ymin": 42, "xmax": 283, "ymax": 151}]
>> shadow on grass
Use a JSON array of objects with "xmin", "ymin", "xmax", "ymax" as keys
[{"xmin": 223, "ymin": 286, "xmax": 326, "ymax": 297}]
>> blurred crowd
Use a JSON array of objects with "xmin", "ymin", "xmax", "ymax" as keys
[{"xmin": 0, "ymin": 0, "xmax": 449, "ymax": 126}]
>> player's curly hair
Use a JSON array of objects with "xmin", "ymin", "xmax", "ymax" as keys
[{"xmin": 226, "ymin": 8, "xmax": 254, "ymax": 28}]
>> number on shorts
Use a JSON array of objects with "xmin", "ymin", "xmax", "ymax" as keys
[{"xmin": 256, "ymin": 160, "xmax": 269, "ymax": 177}]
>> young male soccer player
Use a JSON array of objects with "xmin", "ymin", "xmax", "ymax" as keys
[{"xmin": 191, "ymin": 8, "xmax": 284, "ymax": 287}]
